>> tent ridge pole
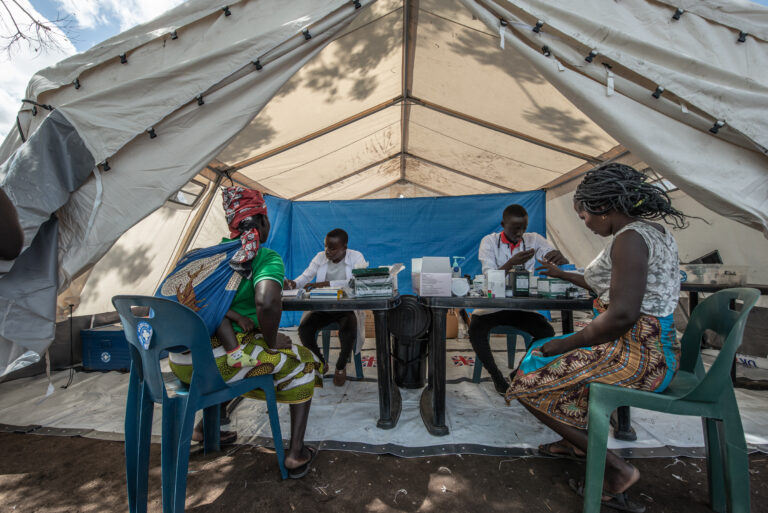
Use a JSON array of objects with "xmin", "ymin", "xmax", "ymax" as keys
[
  {"xmin": 398, "ymin": 179, "xmax": 446, "ymax": 197},
  {"xmin": 404, "ymin": 152, "xmax": 516, "ymax": 192},
  {"xmin": 204, "ymin": 165, "xmax": 282, "ymax": 197},
  {"xmin": 541, "ymin": 146, "xmax": 629, "ymax": 190},
  {"xmin": 410, "ymin": 96, "xmax": 603, "ymax": 164},
  {"xmin": 290, "ymin": 152, "xmax": 402, "ymax": 200},
  {"xmin": 229, "ymin": 96, "xmax": 404, "ymax": 172},
  {"xmin": 353, "ymin": 177, "xmax": 404, "ymax": 199},
  {"xmin": 400, "ymin": 0, "xmax": 419, "ymax": 180}
]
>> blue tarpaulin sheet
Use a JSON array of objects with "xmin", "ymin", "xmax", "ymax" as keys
[{"xmin": 263, "ymin": 191, "xmax": 546, "ymax": 326}]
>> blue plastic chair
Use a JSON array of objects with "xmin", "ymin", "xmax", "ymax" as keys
[
  {"xmin": 472, "ymin": 326, "xmax": 533, "ymax": 383},
  {"xmin": 320, "ymin": 322, "xmax": 364, "ymax": 379},
  {"xmin": 112, "ymin": 295, "xmax": 287, "ymax": 513},
  {"xmin": 582, "ymin": 288, "xmax": 760, "ymax": 513}
]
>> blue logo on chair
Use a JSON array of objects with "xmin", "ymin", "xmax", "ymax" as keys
[
  {"xmin": 101, "ymin": 351, "xmax": 111, "ymax": 363},
  {"xmin": 679, "ymin": 270, "xmax": 688, "ymax": 283},
  {"xmin": 137, "ymin": 321, "xmax": 153, "ymax": 350}
]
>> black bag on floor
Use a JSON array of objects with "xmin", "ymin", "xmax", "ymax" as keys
[{"xmin": 388, "ymin": 295, "xmax": 431, "ymax": 389}]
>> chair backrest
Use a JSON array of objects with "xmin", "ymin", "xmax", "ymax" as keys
[
  {"xmin": 678, "ymin": 288, "xmax": 759, "ymax": 402},
  {"xmin": 112, "ymin": 295, "xmax": 229, "ymax": 404}
]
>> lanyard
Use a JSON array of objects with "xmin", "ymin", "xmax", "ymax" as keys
[{"xmin": 498, "ymin": 233, "xmax": 526, "ymax": 252}]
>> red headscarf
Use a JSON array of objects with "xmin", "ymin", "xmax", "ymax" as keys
[{"xmin": 221, "ymin": 187, "xmax": 268, "ymax": 266}]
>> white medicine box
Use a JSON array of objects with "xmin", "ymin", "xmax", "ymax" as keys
[{"xmin": 412, "ymin": 257, "xmax": 452, "ymax": 297}]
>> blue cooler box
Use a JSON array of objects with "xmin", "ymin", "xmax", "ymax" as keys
[
  {"xmin": 81, "ymin": 324, "xmax": 171, "ymax": 371},
  {"xmin": 81, "ymin": 324, "xmax": 132, "ymax": 371}
]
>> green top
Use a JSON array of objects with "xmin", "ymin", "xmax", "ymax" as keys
[{"xmin": 222, "ymin": 238, "xmax": 284, "ymax": 333}]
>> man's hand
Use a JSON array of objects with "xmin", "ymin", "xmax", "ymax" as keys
[
  {"xmin": 543, "ymin": 250, "xmax": 568, "ymax": 265},
  {"xmin": 504, "ymin": 249, "xmax": 536, "ymax": 268},
  {"xmin": 540, "ymin": 337, "xmax": 575, "ymax": 357},
  {"xmin": 284, "ymin": 279, "xmax": 296, "ymax": 290},
  {"xmin": 272, "ymin": 333, "xmax": 293, "ymax": 349},
  {"xmin": 305, "ymin": 281, "xmax": 330, "ymax": 291}
]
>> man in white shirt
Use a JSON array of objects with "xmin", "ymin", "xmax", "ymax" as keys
[
  {"xmin": 471, "ymin": 204, "xmax": 568, "ymax": 394},
  {"xmin": 285, "ymin": 228, "xmax": 367, "ymax": 386}
]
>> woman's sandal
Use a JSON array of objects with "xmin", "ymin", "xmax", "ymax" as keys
[
  {"xmin": 287, "ymin": 446, "xmax": 318, "ymax": 479},
  {"xmin": 568, "ymin": 478, "xmax": 646, "ymax": 513},
  {"xmin": 538, "ymin": 441, "xmax": 585, "ymax": 462}
]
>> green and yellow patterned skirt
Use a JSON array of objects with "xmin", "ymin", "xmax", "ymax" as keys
[{"xmin": 169, "ymin": 332, "xmax": 324, "ymax": 404}]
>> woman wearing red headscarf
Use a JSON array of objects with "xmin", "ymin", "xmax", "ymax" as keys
[{"xmin": 159, "ymin": 186, "xmax": 322, "ymax": 478}]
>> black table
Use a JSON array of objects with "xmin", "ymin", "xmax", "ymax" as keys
[
  {"xmin": 681, "ymin": 283, "xmax": 768, "ymax": 314},
  {"xmin": 417, "ymin": 295, "xmax": 594, "ymax": 436},
  {"xmin": 282, "ymin": 295, "xmax": 402, "ymax": 429}
]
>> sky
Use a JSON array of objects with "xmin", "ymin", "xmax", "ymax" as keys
[{"xmin": 1, "ymin": 0, "xmax": 768, "ymax": 141}]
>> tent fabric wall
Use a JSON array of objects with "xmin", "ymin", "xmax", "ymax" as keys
[
  {"xmin": 69, "ymin": 186, "xmax": 217, "ymax": 318},
  {"xmin": 2, "ymin": 0, "xmax": 767, "ymax": 376},
  {"xmin": 0, "ymin": 0, "xmax": 373, "ymax": 376},
  {"xmin": 462, "ymin": 0, "xmax": 768, "ymax": 234}
]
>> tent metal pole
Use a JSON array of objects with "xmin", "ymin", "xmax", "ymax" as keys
[
  {"xmin": 290, "ymin": 153, "xmax": 402, "ymax": 200},
  {"xmin": 410, "ymin": 96, "xmax": 603, "ymax": 164},
  {"xmin": 400, "ymin": 0, "xmax": 419, "ymax": 179},
  {"xmin": 202, "ymin": 163, "xmax": 283, "ymax": 197},
  {"xmin": 541, "ymin": 145, "xmax": 629, "ymax": 190},
  {"xmin": 405, "ymin": 153, "xmax": 516, "ymax": 192},
  {"xmin": 227, "ymin": 96, "xmax": 403, "ymax": 172},
  {"xmin": 160, "ymin": 174, "xmax": 224, "ymax": 285}
]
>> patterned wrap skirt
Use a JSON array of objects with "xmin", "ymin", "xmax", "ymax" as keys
[
  {"xmin": 169, "ymin": 331, "xmax": 324, "ymax": 404},
  {"xmin": 505, "ymin": 299, "xmax": 679, "ymax": 429}
]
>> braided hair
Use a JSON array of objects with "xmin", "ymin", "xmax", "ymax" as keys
[{"xmin": 574, "ymin": 163, "xmax": 689, "ymax": 229}]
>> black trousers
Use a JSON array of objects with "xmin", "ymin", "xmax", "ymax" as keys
[
  {"xmin": 298, "ymin": 310, "xmax": 357, "ymax": 371},
  {"xmin": 468, "ymin": 309, "xmax": 555, "ymax": 382}
]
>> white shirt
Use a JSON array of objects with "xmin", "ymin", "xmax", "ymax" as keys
[
  {"xmin": 325, "ymin": 260, "xmax": 347, "ymax": 282},
  {"xmin": 478, "ymin": 232, "xmax": 556, "ymax": 273},
  {"xmin": 294, "ymin": 249, "xmax": 368, "ymax": 289},
  {"xmin": 584, "ymin": 221, "xmax": 680, "ymax": 317},
  {"xmin": 294, "ymin": 248, "xmax": 369, "ymax": 353}
]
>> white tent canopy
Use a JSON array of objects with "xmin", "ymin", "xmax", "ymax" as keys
[{"xmin": 1, "ymin": 0, "xmax": 767, "ymax": 375}]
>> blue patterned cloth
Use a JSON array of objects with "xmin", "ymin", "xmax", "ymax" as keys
[
  {"xmin": 155, "ymin": 241, "xmax": 242, "ymax": 335},
  {"xmin": 518, "ymin": 308, "xmax": 678, "ymax": 393}
]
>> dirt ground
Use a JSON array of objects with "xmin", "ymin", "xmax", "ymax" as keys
[{"xmin": 1, "ymin": 432, "xmax": 767, "ymax": 513}]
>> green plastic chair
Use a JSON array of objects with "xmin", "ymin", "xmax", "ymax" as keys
[{"xmin": 582, "ymin": 288, "xmax": 760, "ymax": 513}]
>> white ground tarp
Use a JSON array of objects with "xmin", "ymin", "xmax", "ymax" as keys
[{"xmin": 1, "ymin": 334, "xmax": 767, "ymax": 456}]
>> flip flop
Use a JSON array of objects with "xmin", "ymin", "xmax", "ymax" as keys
[
  {"xmin": 538, "ymin": 441, "xmax": 585, "ymax": 462},
  {"xmin": 287, "ymin": 446, "xmax": 318, "ymax": 479},
  {"xmin": 568, "ymin": 478, "xmax": 646, "ymax": 513}
]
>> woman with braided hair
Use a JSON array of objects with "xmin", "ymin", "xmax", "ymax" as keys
[{"xmin": 505, "ymin": 164, "xmax": 689, "ymax": 512}]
